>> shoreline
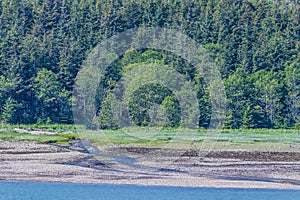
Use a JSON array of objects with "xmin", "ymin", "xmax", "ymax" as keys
[
  {"xmin": 1, "ymin": 178, "xmax": 300, "ymax": 190},
  {"xmin": 0, "ymin": 140, "xmax": 299, "ymax": 190}
]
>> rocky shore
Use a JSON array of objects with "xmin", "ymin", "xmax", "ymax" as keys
[{"xmin": 0, "ymin": 140, "xmax": 299, "ymax": 189}]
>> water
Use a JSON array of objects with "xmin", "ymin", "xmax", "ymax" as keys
[{"xmin": 0, "ymin": 181, "xmax": 299, "ymax": 200}]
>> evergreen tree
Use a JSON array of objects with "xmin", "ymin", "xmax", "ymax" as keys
[{"xmin": 0, "ymin": 0, "xmax": 298, "ymax": 128}]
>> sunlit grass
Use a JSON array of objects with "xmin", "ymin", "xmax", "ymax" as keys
[
  {"xmin": 0, "ymin": 130, "xmax": 79, "ymax": 144},
  {"xmin": 75, "ymin": 127, "xmax": 300, "ymax": 148},
  {"xmin": 0, "ymin": 124, "xmax": 77, "ymax": 133},
  {"xmin": 0, "ymin": 125, "xmax": 299, "ymax": 149}
]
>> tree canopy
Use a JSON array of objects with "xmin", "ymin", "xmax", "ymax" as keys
[{"xmin": 0, "ymin": 0, "xmax": 299, "ymax": 129}]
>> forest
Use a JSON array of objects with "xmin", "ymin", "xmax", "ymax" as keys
[{"xmin": 0, "ymin": 0, "xmax": 299, "ymax": 129}]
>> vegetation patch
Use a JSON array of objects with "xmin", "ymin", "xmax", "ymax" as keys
[
  {"xmin": 0, "ymin": 124, "xmax": 77, "ymax": 133},
  {"xmin": 0, "ymin": 130, "xmax": 79, "ymax": 144}
]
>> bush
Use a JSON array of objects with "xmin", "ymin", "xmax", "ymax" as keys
[
  {"xmin": 1, "ymin": 98, "xmax": 18, "ymax": 124},
  {"xmin": 294, "ymin": 122, "xmax": 300, "ymax": 131}
]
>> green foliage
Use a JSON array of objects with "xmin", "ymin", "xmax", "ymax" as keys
[
  {"xmin": 224, "ymin": 68, "xmax": 249, "ymax": 128},
  {"xmin": 0, "ymin": 0, "xmax": 298, "ymax": 129},
  {"xmin": 294, "ymin": 122, "xmax": 300, "ymax": 130},
  {"xmin": 34, "ymin": 68, "xmax": 72, "ymax": 124},
  {"xmin": 76, "ymin": 128, "xmax": 300, "ymax": 147},
  {"xmin": 249, "ymin": 70, "xmax": 285, "ymax": 128},
  {"xmin": 284, "ymin": 62, "xmax": 300, "ymax": 127},
  {"xmin": 0, "ymin": 130, "xmax": 79, "ymax": 144},
  {"xmin": 1, "ymin": 98, "xmax": 18, "ymax": 124},
  {"xmin": 128, "ymin": 84, "xmax": 180, "ymax": 127},
  {"xmin": 34, "ymin": 69, "xmax": 61, "ymax": 103},
  {"xmin": 94, "ymin": 92, "xmax": 118, "ymax": 129},
  {"xmin": 160, "ymin": 96, "xmax": 181, "ymax": 127},
  {"xmin": 0, "ymin": 124, "xmax": 77, "ymax": 133}
]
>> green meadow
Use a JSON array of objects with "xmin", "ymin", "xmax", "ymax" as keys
[{"xmin": 1, "ymin": 125, "xmax": 298, "ymax": 151}]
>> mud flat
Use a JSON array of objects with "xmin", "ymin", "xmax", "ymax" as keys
[{"xmin": 0, "ymin": 140, "xmax": 299, "ymax": 189}]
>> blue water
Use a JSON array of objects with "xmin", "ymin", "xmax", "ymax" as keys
[{"xmin": 0, "ymin": 181, "xmax": 299, "ymax": 200}]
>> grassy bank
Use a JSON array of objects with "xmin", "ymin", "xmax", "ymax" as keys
[
  {"xmin": 0, "ymin": 124, "xmax": 77, "ymax": 133},
  {"xmin": 0, "ymin": 130, "xmax": 79, "ymax": 144},
  {"xmin": 75, "ymin": 128, "xmax": 300, "ymax": 149},
  {"xmin": 0, "ymin": 125, "xmax": 299, "ymax": 148}
]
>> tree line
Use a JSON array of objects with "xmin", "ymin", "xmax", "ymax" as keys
[{"xmin": 0, "ymin": 0, "xmax": 299, "ymax": 129}]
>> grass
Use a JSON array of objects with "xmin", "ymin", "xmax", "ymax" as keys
[
  {"xmin": 0, "ymin": 125, "xmax": 299, "ymax": 149},
  {"xmin": 76, "ymin": 127, "xmax": 206, "ymax": 146},
  {"xmin": 0, "ymin": 130, "xmax": 79, "ymax": 144},
  {"xmin": 75, "ymin": 127, "xmax": 300, "ymax": 148},
  {"xmin": 213, "ymin": 129, "xmax": 300, "ymax": 144},
  {"xmin": 0, "ymin": 124, "xmax": 77, "ymax": 133}
]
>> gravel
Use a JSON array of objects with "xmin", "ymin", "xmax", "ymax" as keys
[{"xmin": 0, "ymin": 140, "xmax": 299, "ymax": 190}]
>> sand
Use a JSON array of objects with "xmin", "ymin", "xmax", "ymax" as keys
[{"xmin": 0, "ymin": 140, "xmax": 299, "ymax": 190}]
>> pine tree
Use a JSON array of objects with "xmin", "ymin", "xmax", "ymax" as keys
[{"xmin": 1, "ymin": 97, "xmax": 18, "ymax": 124}]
